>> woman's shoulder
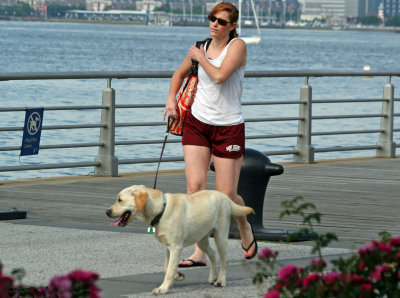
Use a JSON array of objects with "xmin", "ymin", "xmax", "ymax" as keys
[
  {"xmin": 228, "ymin": 37, "xmax": 246, "ymax": 48},
  {"xmin": 226, "ymin": 38, "xmax": 246, "ymax": 53}
]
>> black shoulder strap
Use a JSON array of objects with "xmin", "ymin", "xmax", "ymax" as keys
[
  {"xmin": 205, "ymin": 38, "xmax": 212, "ymax": 51},
  {"xmin": 191, "ymin": 40, "xmax": 207, "ymax": 76}
]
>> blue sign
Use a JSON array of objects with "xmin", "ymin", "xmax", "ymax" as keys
[{"xmin": 21, "ymin": 108, "xmax": 44, "ymax": 156}]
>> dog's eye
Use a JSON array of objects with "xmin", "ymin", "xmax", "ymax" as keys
[{"xmin": 118, "ymin": 198, "xmax": 122, "ymax": 202}]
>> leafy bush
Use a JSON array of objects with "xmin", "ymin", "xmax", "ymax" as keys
[
  {"xmin": 253, "ymin": 196, "xmax": 400, "ymax": 297},
  {"xmin": 0, "ymin": 262, "xmax": 101, "ymax": 298}
]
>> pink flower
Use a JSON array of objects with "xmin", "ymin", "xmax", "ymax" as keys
[
  {"xmin": 358, "ymin": 262, "xmax": 366, "ymax": 270},
  {"xmin": 0, "ymin": 274, "xmax": 14, "ymax": 297},
  {"xmin": 360, "ymin": 283, "xmax": 374, "ymax": 298},
  {"xmin": 358, "ymin": 241, "xmax": 377, "ymax": 254},
  {"xmin": 68, "ymin": 270, "xmax": 99, "ymax": 285},
  {"xmin": 302, "ymin": 273, "xmax": 321, "ymax": 290},
  {"xmin": 310, "ymin": 258, "xmax": 326, "ymax": 269},
  {"xmin": 341, "ymin": 272, "xmax": 352, "ymax": 284},
  {"xmin": 49, "ymin": 275, "xmax": 73, "ymax": 298},
  {"xmin": 377, "ymin": 241, "xmax": 392, "ymax": 252},
  {"xmin": 265, "ymin": 289, "xmax": 280, "ymax": 298},
  {"xmin": 36, "ymin": 287, "xmax": 50, "ymax": 297},
  {"xmin": 258, "ymin": 247, "xmax": 276, "ymax": 260},
  {"xmin": 352, "ymin": 274, "xmax": 366, "ymax": 283},
  {"xmin": 278, "ymin": 264, "xmax": 299, "ymax": 285},
  {"xmin": 371, "ymin": 265, "xmax": 391, "ymax": 281},
  {"xmin": 274, "ymin": 283, "xmax": 283, "ymax": 291},
  {"xmin": 390, "ymin": 237, "xmax": 400, "ymax": 246},
  {"xmin": 89, "ymin": 283, "xmax": 102, "ymax": 298},
  {"xmin": 361, "ymin": 283, "xmax": 373, "ymax": 291},
  {"xmin": 323, "ymin": 271, "xmax": 341, "ymax": 285}
]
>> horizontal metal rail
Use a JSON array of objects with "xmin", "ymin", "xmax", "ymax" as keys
[
  {"xmin": 0, "ymin": 142, "xmax": 103, "ymax": 152},
  {"xmin": 313, "ymin": 113, "xmax": 385, "ymax": 120},
  {"xmin": 0, "ymin": 161, "xmax": 101, "ymax": 172},
  {"xmin": 315, "ymin": 145, "xmax": 381, "ymax": 153},
  {"xmin": 116, "ymin": 101, "xmax": 304, "ymax": 109},
  {"xmin": 0, "ymin": 105, "xmax": 106, "ymax": 112},
  {"xmin": 312, "ymin": 98, "xmax": 387, "ymax": 104},
  {"xmin": 1, "ymin": 70, "xmax": 400, "ymax": 81},
  {"xmin": 0, "ymin": 124, "xmax": 105, "ymax": 132},
  {"xmin": 312, "ymin": 129, "xmax": 383, "ymax": 136}
]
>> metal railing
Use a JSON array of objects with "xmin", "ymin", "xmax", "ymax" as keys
[{"xmin": 0, "ymin": 70, "xmax": 399, "ymax": 177}]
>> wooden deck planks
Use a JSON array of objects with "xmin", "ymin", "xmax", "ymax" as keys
[
  {"xmin": 261, "ymin": 158, "xmax": 400, "ymax": 242},
  {"xmin": 0, "ymin": 157, "xmax": 399, "ymax": 244}
]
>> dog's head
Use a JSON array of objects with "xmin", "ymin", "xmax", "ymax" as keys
[{"xmin": 106, "ymin": 185, "xmax": 149, "ymax": 227}]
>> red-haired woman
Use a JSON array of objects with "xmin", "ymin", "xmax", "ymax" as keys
[{"xmin": 164, "ymin": 2, "xmax": 257, "ymax": 267}]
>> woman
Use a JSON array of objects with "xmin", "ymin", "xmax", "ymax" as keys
[{"xmin": 163, "ymin": 2, "xmax": 257, "ymax": 267}]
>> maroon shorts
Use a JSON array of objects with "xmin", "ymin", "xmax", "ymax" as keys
[{"xmin": 182, "ymin": 112, "xmax": 245, "ymax": 159}]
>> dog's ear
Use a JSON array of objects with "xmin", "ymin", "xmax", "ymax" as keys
[{"xmin": 134, "ymin": 190, "xmax": 148, "ymax": 211}]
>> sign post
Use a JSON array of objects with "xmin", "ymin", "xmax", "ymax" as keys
[{"xmin": 21, "ymin": 108, "xmax": 44, "ymax": 156}]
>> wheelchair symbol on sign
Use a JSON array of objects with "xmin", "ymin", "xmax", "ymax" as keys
[{"xmin": 27, "ymin": 112, "xmax": 42, "ymax": 136}]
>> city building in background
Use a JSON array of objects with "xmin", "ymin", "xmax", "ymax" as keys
[
  {"xmin": 86, "ymin": 0, "xmax": 112, "ymax": 11},
  {"xmin": 136, "ymin": 0, "xmax": 163, "ymax": 11},
  {"xmin": 21, "ymin": 0, "xmax": 46, "ymax": 12},
  {"xmin": 297, "ymin": 0, "xmax": 378, "ymax": 23},
  {"xmin": 382, "ymin": 0, "xmax": 400, "ymax": 18}
]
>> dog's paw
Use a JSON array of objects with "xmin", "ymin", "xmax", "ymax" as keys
[
  {"xmin": 214, "ymin": 280, "xmax": 226, "ymax": 287},
  {"xmin": 209, "ymin": 278, "xmax": 217, "ymax": 285},
  {"xmin": 152, "ymin": 287, "xmax": 168, "ymax": 295},
  {"xmin": 175, "ymin": 272, "xmax": 185, "ymax": 281}
]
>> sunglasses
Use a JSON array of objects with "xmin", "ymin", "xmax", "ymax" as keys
[{"xmin": 208, "ymin": 14, "xmax": 232, "ymax": 26}]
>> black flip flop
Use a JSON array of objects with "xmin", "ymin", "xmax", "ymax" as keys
[
  {"xmin": 178, "ymin": 258, "xmax": 206, "ymax": 268},
  {"xmin": 242, "ymin": 224, "xmax": 258, "ymax": 260}
]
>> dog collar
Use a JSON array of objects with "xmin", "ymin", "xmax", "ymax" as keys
[{"xmin": 150, "ymin": 193, "xmax": 167, "ymax": 227}]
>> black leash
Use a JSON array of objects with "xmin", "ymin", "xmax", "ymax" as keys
[{"xmin": 153, "ymin": 117, "xmax": 174, "ymax": 189}]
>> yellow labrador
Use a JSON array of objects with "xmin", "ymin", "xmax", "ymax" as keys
[{"xmin": 106, "ymin": 185, "xmax": 254, "ymax": 295}]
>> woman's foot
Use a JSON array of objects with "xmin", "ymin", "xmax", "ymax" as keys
[
  {"xmin": 178, "ymin": 258, "xmax": 206, "ymax": 267},
  {"xmin": 240, "ymin": 223, "xmax": 258, "ymax": 259},
  {"xmin": 178, "ymin": 250, "xmax": 207, "ymax": 267}
]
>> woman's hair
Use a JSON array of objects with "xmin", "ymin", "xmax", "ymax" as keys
[{"xmin": 210, "ymin": 2, "xmax": 239, "ymax": 39}]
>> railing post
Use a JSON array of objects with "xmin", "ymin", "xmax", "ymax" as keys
[
  {"xmin": 376, "ymin": 77, "xmax": 396, "ymax": 158},
  {"xmin": 94, "ymin": 79, "xmax": 118, "ymax": 176},
  {"xmin": 294, "ymin": 77, "xmax": 314, "ymax": 163}
]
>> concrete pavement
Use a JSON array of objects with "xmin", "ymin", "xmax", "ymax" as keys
[{"xmin": 0, "ymin": 220, "xmax": 354, "ymax": 297}]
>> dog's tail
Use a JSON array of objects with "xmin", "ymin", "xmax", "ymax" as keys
[{"xmin": 230, "ymin": 200, "xmax": 255, "ymax": 217}]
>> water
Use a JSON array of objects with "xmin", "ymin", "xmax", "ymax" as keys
[{"xmin": 1, "ymin": 21, "xmax": 399, "ymax": 180}]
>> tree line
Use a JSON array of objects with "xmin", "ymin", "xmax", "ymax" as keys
[{"xmin": 361, "ymin": 14, "xmax": 400, "ymax": 26}]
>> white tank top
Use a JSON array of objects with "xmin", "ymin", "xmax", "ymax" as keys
[{"xmin": 191, "ymin": 38, "xmax": 245, "ymax": 126}]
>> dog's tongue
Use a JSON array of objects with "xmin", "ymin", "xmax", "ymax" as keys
[{"xmin": 111, "ymin": 216, "xmax": 123, "ymax": 226}]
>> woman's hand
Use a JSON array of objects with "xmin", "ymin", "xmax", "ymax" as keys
[
  {"xmin": 163, "ymin": 96, "xmax": 178, "ymax": 121},
  {"xmin": 188, "ymin": 44, "xmax": 204, "ymax": 62}
]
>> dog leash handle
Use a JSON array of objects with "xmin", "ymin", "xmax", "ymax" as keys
[{"xmin": 153, "ymin": 117, "xmax": 175, "ymax": 189}]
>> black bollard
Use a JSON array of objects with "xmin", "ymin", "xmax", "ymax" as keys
[
  {"xmin": 211, "ymin": 148, "xmax": 316, "ymax": 242},
  {"xmin": 0, "ymin": 208, "xmax": 27, "ymax": 220}
]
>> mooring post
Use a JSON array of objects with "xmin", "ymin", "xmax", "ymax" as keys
[
  {"xmin": 211, "ymin": 149, "xmax": 316, "ymax": 242},
  {"xmin": 376, "ymin": 76, "xmax": 396, "ymax": 158},
  {"xmin": 94, "ymin": 78, "xmax": 118, "ymax": 176},
  {"xmin": 294, "ymin": 77, "xmax": 314, "ymax": 163}
]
